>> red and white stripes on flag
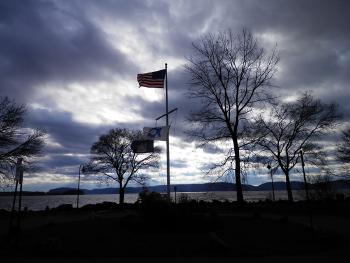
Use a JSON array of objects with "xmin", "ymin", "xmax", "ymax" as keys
[{"xmin": 137, "ymin": 69, "xmax": 166, "ymax": 88}]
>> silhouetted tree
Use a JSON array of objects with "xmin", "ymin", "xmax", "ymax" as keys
[
  {"xmin": 0, "ymin": 97, "xmax": 45, "ymax": 185},
  {"xmin": 336, "ymin": 128, "xmax": 350, "ymax": 185},
  {"xmin": 86, "ymin": 128, "xmax": 160, "ymax": 204},
  {"xmin": 186, "ymin": 29, "xmax": 279, "ymax": 203},
  {"xmin": 309, "ymin": 170, "xmax": 335, "ymax": 200},
  {"xmin": 337, "ymin": 128, "xmax": 350, "ymax": 166},
  {"xmin": 257, "ymin": 93, "xmax": 339, "ymax": 201}
]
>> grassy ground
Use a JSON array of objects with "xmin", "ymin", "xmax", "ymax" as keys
[{"xmin": 0, "ymin": 200, "xmax": 349, "ymax": 261}]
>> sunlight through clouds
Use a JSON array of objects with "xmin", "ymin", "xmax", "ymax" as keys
[{"xmin": 37, "ymin": 81, "xmax": 146, "ymax": 125}]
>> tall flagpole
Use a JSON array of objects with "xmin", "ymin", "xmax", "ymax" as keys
[{"xmin": 165, "ymin": 63, "xmax": 170, "ymax": 202}]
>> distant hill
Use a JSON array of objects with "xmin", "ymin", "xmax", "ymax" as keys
[
  {"xmin": 47, "ymin": 179, "xmax": 350, "ymax": 195},
  {"xmin": 256, "ymin": 181, "xmax": 305, "ymax": 191},
  {"xmin": 1, "ymin": 180, "xmax": 348, "ymax": 196},
  {"xmin": 82, "ymin": 182, "xmax": 255, "ymax": 194}
]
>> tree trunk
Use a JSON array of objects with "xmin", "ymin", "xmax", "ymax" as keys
[
  {"xmin": 233, "ymin": 137, "xmax": 244, "ymax": 203},
  {"xmin": 284, "ymin": 170, "xmax": 294, "ymax": 202},
  {"xmin": 119, "ymin": 182, "xmax": 125, "ymax": 205}
]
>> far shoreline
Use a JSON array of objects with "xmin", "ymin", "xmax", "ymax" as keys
[
  {"xmin": 0, "ymin": 189, "xmax": 349, "ymax": 212},
  {"xmin": 1, "ymin": 178, "xmax": 349, "ymax": 196}
]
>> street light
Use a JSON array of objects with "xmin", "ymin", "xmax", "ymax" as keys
[
  {"xmin": 267, "ymin": 164, "xmax": 275, "ymax": 201},
  {"xmin": 299, "ymin": 148, "xmax": 310, "ymax": 201},
  {"xmin": 299, "ymin": 148, "xmax": 314, "ymax": 233},
  {"xmin": 9, "ymin": 158, "xmax": 23, "ymax": 234},
  {"xmin": 76, "ymin": 164, "xmax": 84, "ymax": 209}
]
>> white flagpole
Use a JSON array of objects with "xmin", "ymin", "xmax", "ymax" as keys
[{"xmin": 165, "ymin": 63, "xmax": 170, "ymax": 202}]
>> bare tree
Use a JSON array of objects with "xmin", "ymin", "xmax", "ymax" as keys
[
  {"xmin": 0, "ymin": 97, "xmax": 45, "ymax": 184},
  {"xmin": 257, "ymin": 93, "xmax": 339, "ymax": 201},
  {"xmin": 186, "ymin": 29, "xmax": 279, "ymax": 203},
  {"xmin": 308, "ymin": 169, "xmax": 336, "ymax": 200},
  {"xmin": 85, "ymin": 128, "xmax": 160, "ymax": 204},
  {"xmin": 337, "ymin": 128, "xmax": 350, "ymax": 165},
  {"xmin": 336, "ymin": 128, "xmax": 350, "ymax": 184}
]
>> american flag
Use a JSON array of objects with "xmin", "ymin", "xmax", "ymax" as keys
[{"xmin": 137, "ymin": 69, "xmax": 166, "ymax": 88}]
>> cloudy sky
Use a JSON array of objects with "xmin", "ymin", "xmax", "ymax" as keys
[{"xmin": 1, "ymin": 0, "xmax": 349, "ymax": 191}]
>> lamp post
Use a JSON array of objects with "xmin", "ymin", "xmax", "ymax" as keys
[
  {"xmin": 267, "ymin": 164, "xmax": 275, "ymax": 201},
  {"xmin": 299, "ymin": 148, "xmax": 314, "ymax": 234},
  {"xmin": 299, "ymin": 149, "xmax": 310, "ymax": 201},
  {"xmin": 9, "ymin": 158, "xmax": 23, "ymax": 235},
  {"xmin": 76, "ymin": 164, "xmax": 83, "ymax": 209}
]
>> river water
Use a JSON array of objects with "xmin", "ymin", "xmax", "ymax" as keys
[{"xmin": 0, "ymin": 190, "xmax": 305, "ymax": 211}]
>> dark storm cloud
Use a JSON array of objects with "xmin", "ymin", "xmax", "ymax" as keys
[
  {"xmin": 78, "ymin": 0, "xmax": 206, "ymax": 60},
  {"xmin": 90, "ymin": 0, "xmax": 197, "ymax": 55},
  {"xmin": 0, "ymin": 0, "xmax": 135, "ymax": 102},
  {"xmin": 178, "ymin": 0, "xmax": 350, "ymax": 122},
  {"xmin": 171, "ymin": 160, "xmax": 187, "ymax": 169},
  {"xmin": 27, "ymin": 107, "xmax": 103, "ymax": 154},
  {"xmin": 41, "ymin": 154, "xmax": 86, "ymax": 170},
  {"xmin": 126, "ymin": 95, "xmax": 165, "ymax": 123},
  {"xmin": 226, "ymin": 0, "xmax": 350, "ymax": 108},
  {"xmin": 26, "ymin": 106, "xmax": 151, "ymax": 175},
  {"xmin": 27, "ymin": 154, "xmax": 87, "ymax": 178},
  {"xmin": 27, "ymin": 106, "xmax": 147, "ymax": 154},
  {"xmin": 199, "ymin": 163, "xmax": 216, "ymax": 172},
  {"xmin": 25, "ymin": 107, "xmax": 105, "ymax": 174},
  {"xmin": 202, "ymin": 144, "xmax": 225, "ymax": 154}
]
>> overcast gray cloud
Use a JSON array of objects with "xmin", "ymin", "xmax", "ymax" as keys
[
  {"xmin": 1, "ymin": 0, "xmax": 349, "ymax": 190},
  {"xmin": 0, "ymin": 0, "xmax": 135, "ymax": 102}
]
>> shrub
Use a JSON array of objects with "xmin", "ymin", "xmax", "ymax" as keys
[
  {"xmin": 138, "ymin": 190, "xmax": 168, "ymax": 205},
  {"xmin": 178, "ymin": 193, "xmax": 190, "ymax": 204}
]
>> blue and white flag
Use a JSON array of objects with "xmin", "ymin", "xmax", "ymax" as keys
[{"xmin": 143, "ymin": 126, "xmax": 169, "ymax": 141}]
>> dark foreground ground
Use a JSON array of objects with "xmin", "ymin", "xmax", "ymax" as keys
[{"xmin": 0, "ymin": 200, "xmax": 350, "ymax": 262}]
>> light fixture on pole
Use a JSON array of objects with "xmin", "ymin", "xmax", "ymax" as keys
[
  {"xmin": 299, "ymin": 148, "xmax": 314, "ymax": 233},
  {"xmin": 299, "ymin": 148, "xmax": 310, "ymax": 201},
  {"xmin": 9, "ymin": 158, "xmax": 23, "ymax": 234},
  {"xmin": 267, "ymin": 164, "xmax": 275, "ymax": 201},
  {"xmin": 76, "ymin": 164, "xmax": 84, "ymax": 209}
]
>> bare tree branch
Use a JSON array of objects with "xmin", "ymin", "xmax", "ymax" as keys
[{"xmin": 0, "ymin": 97, "xmax": 45, "ymax": 180}]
